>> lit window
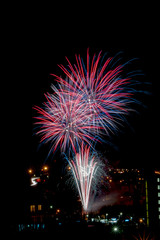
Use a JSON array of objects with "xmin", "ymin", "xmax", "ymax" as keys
[
  {"xmin": 159, "ymin": 215, "xmax": 160, "ymax": 220},
  {"xmin": 157, "ymin": 178, "xmax": 160, "ymax": 183},
  {"xmin": 38, "ymin": 205, "xmax": 42, "ymax": 211},
  {"xmin": 30, "ymin": 205, "xmax": 35, "ymax": 212},
  {"xmin": 158, "ymin": 192, "xmax": 160, "ymax": 197},
  {"xmin": 158, "ymin": 200, "xmax": 160, "ymax": 205},
  {"xmin": 159, "ymin": 207, "xmax": 160, "ymax": 212},
  {"xmin": 158, "ymin": 185, "xmax": 160, "ymax": 190}
]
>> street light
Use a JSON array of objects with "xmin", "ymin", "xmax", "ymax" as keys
[
  {"xmin": 43, "ymin": 166, "xmax": 48, "ymax": 171},
  {"xmin": 113, "ymin": 226, "xmax": 118, "ymax": 232},
  {"xmin": 41, "ymin": 166, "xmax": 48, "ymax": 171},
  {"xmin": 112, "ymin": 226, "xmax": 120, "ymax": 234},
  {"xmin": 56, "ymin": 209, "xmax": 60, "ymax": 214},
  {"xmin": 28, "ymin": 169, "xmax": 33, "ymax": 174}
]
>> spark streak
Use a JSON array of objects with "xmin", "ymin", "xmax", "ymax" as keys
[
  {"xmin": 68, "ymin": 143, "xmax": 98, "ymax": 211},
  {"xmin": 52, "ymin": 49, "xmax": 136, "ymax": 136},
  {"xmin": 33, "ymin": 86, "xmax": 101, "ymax": 154}
]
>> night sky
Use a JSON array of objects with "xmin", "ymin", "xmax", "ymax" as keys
[
  {"xmin": 30, "ymin": 45, "xmax": 157, "ymax": 171},
  {"xmin": 29, "ymin": 26, "xmax": 159, "ymax": 171},
  {"xmin": 8, "ymin": 4, "xmax": 159, "ymax": 224}
]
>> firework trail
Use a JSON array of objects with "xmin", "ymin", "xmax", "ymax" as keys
[{"xmin": 68, "ymin": 143, "xmax": 99, "ymax": 211}]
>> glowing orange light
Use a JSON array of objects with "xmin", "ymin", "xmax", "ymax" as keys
[
  {"xmin": 56, "ymin": 209, "xmax": 60, "ymax": 213},
  {"xmin": 139, "ymin": 218, "xmax": 143, "ymax": 223},
  {"xmin": 43, "ymin": 166, "xmax": 48, "ymax": 171}
]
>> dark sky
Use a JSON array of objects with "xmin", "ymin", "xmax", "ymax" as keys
[
  {"xmin": 29, "ymin": 22, "xmax": 159, "ymax": 171},
  {"xmin": 10, "ymin": 3, "xmax": 160, "ymax": 183},
  {"xmin": 7, "ymin": 3, "xmax": 160, "ymax": 225}
]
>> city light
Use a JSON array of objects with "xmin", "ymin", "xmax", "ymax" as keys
[
  {"xmin": 139, "ymin": 218, "xmax": 143, "ymax": 223},
  {"xmin": 110, "ymin": 218, "xmax": 118, "ymax": 224},
  {"xmin": 56, "ymin": 209, "xmax": 60, "ymax": 214},
  {"xmin": 28, "ymin": 169, "xmax": 33, "ymax": 174},
  {"xmin": 113, "ymin": 226, "xmax": 119, "ymax": 233},
  {"xmin": 43, "ymin": 166, "xmax": 48, "ymax": 171},
  {"xmin": 68, "ymin": 166, "xmax": 71, "ymax": 171},
  {"xmin": 30, "ymin": 177, "xmax": 40, "ymax": 186}
]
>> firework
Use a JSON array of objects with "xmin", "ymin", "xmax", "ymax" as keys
[
  {"xmin": 33, "ymin": 49, "xmax": 143, "ymax": 212},
  {"xmin": 34, "ymin": 50, "xmax": 139, "ymax": 153},
  {"xmin": 33, "ymin": 85, "xmax": 102, "ymax": 154},
  {"xmin": 68, "ymin": 143, "xmax": 99, "ymax": 211},
  {"xmin": 133, "ymin": 230, "xmax": 152, "ymax": 240},
  {"xmin": 51, "ymin": 49, "xmax": 136, "ymax": 135}
]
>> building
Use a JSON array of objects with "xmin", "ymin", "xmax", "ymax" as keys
[
  {"xmin": 22, "ymin": 163, "xmax": 81, "ymax": 230},
  {"xmin": 155, "ymin": 170, "xmax": 160, "ymax": 224},
  {"xmin": 98, "ymin": 168, "xmax": 146, "ymax": 226},
  {"xmin": 144, "ymin": 169, "xmax": 160, "ymax": 231},
  {"xmin": 18, "ymin": 166, "xmax": 160, "ymax": 232}
]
